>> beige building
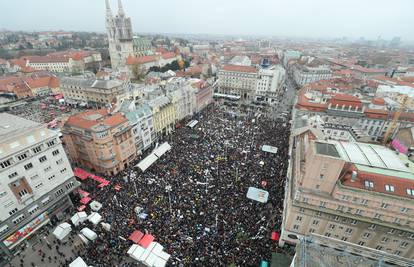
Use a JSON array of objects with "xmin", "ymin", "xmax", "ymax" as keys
[
  {"xmin": 62, "ymin": 109, "xmax": 136, "ymax": 176},
  {"xmin": 147, "ymin": 96, "xmax": 176, "ymax": 137},
  {"xmin": 61, "ymin": 77, "xmax": 128, "ymax": 107},
  {"xmin": 281, "ymin": 128, "xmax": 414, "ymax": 261},
  {"xmin": 217, "ymin": 65, "xmax": 258, "ymax": 100}
]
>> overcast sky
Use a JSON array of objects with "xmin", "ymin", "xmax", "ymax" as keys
[{"xmin": 1, "ymin": 0, "xmax": 413, "ymax": 40}]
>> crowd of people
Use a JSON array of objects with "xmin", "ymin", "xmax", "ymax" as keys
[{"xmin": 70, "ymin": 104, "xmax": 292, "ymax": 266}]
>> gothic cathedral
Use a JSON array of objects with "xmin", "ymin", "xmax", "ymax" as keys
[{"xmin": 105, "ymin": 0, "xmax": 134, "ymax": 69}]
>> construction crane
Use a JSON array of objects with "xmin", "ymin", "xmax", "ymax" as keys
[{"xmin": 382, "ymin": 95, "xmax": 409, "ymax": 145}]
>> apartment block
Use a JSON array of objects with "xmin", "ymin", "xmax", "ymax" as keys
[
  {"xmin": 0, "ymin": 113, "xmax": 79, "ymax": 261},
  {"xmin": 281, "ymin": 128, "xmax": 414, "ymax": 260},
  {"xmin": 62, "ymin": 109, "xmax": 136, "ymax": 176}
]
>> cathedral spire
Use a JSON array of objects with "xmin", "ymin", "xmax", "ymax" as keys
[
  {"xmin": 105, "ymin": 0, "xmax": 113, "ymax": 17},
  {"xmin": 117, "ymin": 0, "xmax": 125, "ymax": 17}
]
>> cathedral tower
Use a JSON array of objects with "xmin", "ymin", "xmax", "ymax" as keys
[{"xmin": 105, "ymin": 0, "xmax": 134, "ymax": 69}]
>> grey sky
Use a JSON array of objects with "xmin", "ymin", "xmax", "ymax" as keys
[{"xmin": 1, "ymin": 0, "xmax": 413, "ymax": 40}]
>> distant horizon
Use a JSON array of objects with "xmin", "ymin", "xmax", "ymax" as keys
[{"xmin": 1, "ymin": 0, "xmax": 413, "ymax": 42}]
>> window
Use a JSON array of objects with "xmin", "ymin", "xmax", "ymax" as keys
[
  {"xmin": 35, "ymin": 183, "xmax": 44, "ymax": 189},
  {"xmin": 320, "ymin": 174, "xmax": 324, "ymax": 179},
  {"xmin": 345, "ymin": 228, "xmax": 353, "ymax": 234},
  {"xmin": 376, "ymin": 245, "xmax": 383, "ymax": 250},
  {"xmin": 60, "ymin": 168, "xmax": 67, "ymax": 174},
  {"xmin": 401, "ymin": 241, "xmax": 409, "ymax": 248},
  {"xmin": 56, "ymin": 159, "xmax": 63, "ymax": 165},
  {"xmin": 374, "ymin": 213, "xmax": 381, "ymax": 219},
  {"xmin": 44, "ymin": 166, "xmax": 51, "ymax": 172},
  {"xmin": 0, "ymin": 191, "xmax": 7, "ymax": 198},
  {"xmin": 334, "ymin": 216, "xmax": 340, "ymax": 221},
  {"xmin": 299, "ymin": 207, "xmax": 305, "ymax": 213},
  {"xmin": 362, "ymin": 232, "xmax": 371, "ymax": 239},
  {"xmin": 341, "ymin": 237, "xmax": 348, "ymax": 241},
  {"xmin": 55, "ymin": 188, "xmax": 64, "ymax": 197},
  {"xmin": 18, "ymin": 189, "xmax": 29, "ymax": 197},
  {"xmin": 8, "ymin": 208, "xmax": 18, "ymax": 216},
  {"xmin": 316, "ymin": 211, "xmax": 322, "ymax": 217},
  {"xmin": 361, "ymin": 199, "xmax": 369, "ymax": 205},
  {"xmin": 47, "ymin": 139, "xmax": 56, "ymax": 147},
  {"xmin": 394, "ymin": 250, "xmax": 402, "ymax": 256},
  {"xmin": 320, "ymin": 201, "xmax": 327, "ymax": 208},
  {"xmin": 293, "ymin": 224, "xmax": 300, "ymax": 230},
  {"xmin": 32, "ymin": 145, "xmax": 42, "ymax": 154},
  {"xmin": 380, "ymin": 203, "xmax": 389, "ymax": 209},
  {"xmin": 381, "ymin": 237, "xmax": 389, "ymax": 243},
  {"xmin": 325, "ymin": 232, "xmax": 331, "ymax": 237},
  {"xmin": 296, "ymin": 216, "xmax": 303, "ymax": 222},
  {"xmin": 39, "ymin": 156, "xmax": 47, "ymax": 163},
  {"xmin": 407, "ymin": 189, "xmax": 414, "ymax": 196},
  {"xmin": 337, "ymin": 205, "xmax": 345, "ymax": 211},
  {"xmin": 0, "ymin": 159, "xmax": 12, "ymax": 169},
  {"xmin": 357, "ymin": 241, "xmax": 365, "ymax": 246},
  {"xmin": 401, "ymin": 207, "xmax": 409, "ymax": 213},
  {"xmin": 328, "ymin": 224, "xmax": 336, "ymax": 230},
  {"xmin": 52, "ymin": 149, "xmax": 60, "ymax": 156},
  {"xmin": 12, "ymin": 215, "xmax": 25, "ymax": 224},
  {"xmin": 309, "ymin": 228, "xmax": 315, "ymax": 233},
  {"xmin": 8, "ymin": 172, "xmax": 18, "ymax": 179},
  {"xmin": 355, "ymin": 209, "xmax": 363, "ymax": 215},
  {"xmin": 24, "ymin": 163, "xmax": 33, "ymax": 170},
  {"xmin": 351, "ymin": 219, "xmax": 357, "ymax": 225},
  {"xmin": 368, "ymin": 224, "xmax": 377, "ymax": 230},
  {"xmin": 385, "ymin": 185, "xmax": 395, "ymax": 192},
  {"xmin": 394, "ymin": 218, "xmax": 401, "ymax": 224},
  {"xmin": 48, "ymin": 175, "xmax": 56, "ymax": 181},
  {"xmin": 66, "ymin": 182, "xmax": 75, "ymax": 190},
  {"xmin": 28, "ymin": 205, "xmax": 39, "ymax": 215},
  {"xmin": 312, "ymin": 220, "xmax": 320, "ymax": 226},
  {"xmin": 388, "ymin": 229, "xmax": 396, "ymax": 234},
  {"xmin": 364, "ymin": 180, "xmax": 374, "ymax": 188},
  {"xmin": 17, "ymin": 153, "xmax": 28, "ymax": 161}
]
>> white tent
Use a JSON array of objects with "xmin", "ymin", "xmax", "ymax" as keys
[
  {"xmin": 136, "ymin": 153, "xmax": 158, "ymax": 172},
  {"xmin": 127, "ymin": 244, "xmax": 145, "ymax": 261},
  {"xmin": 139, "ymin": 242, "xmax": 157, "ymax": 262},
  {"xmin": 186, "ymin": 120, "xmax": 199, "ymax": 129},
  {"xmin": 101, "ymin": 222, "xmax": 111, "ymax": 231},
  {"xmin": 153, "ymin": 142, "xmax": 171, "ymax": 157},
  {"xmin": 69, "ymin": 257, "xmax": 88, "ymax": 267},
  {"xmin": 71, "ymin": 212, "xmax": 88, "ymax": 226},
  {"xmin": 53, "ymin": 222, "xmax": 72, "ymax": 240},
  {"xmin": 246, "ymin": 187, "xmax": 269, "ymax": 203},
  {"xmin": 89, "ymin": 201, "xmax": 103, "ymax": 212},
  {"xmin": 80, "ymin": 227, "xmax": 97, "ymax": 241},
  {"xmin": 261, "ymin": 145, "xmax": 278, "ymax": 154},
  {"xmin": 78, "ymin": 234, "xmax": 89, "ymax": 245},
  {"xmin": 87, "ymin": 212, "xmax": 102, "ymax": 225}
]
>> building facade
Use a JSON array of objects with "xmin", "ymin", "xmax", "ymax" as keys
[
  {"xmin": 280, "ymin": 129, "xmax": 414, "ymax": 260},
  {"xmin": 147, "ymin": 96, "xmax": 176, "ymax": 137},
  {"xmin": 62, "ymin": 109, "xmax": 136, "ymax": 176},
  {"xmin": 217, "ymin": 65, "xmax": 258, "ymax": 100},
  {"xmin": 0, "ymin": 113, "xmax": 79, "ymax": 262},
  {"xmin": 255, "ymin": 65, "xmax": 286, "ymax": 103},
  {"xmin": 61, "ymin": 77, "xmax": 128, "ymax": 107}
]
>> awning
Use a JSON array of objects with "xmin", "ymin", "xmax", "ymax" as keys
[
  {"xmin": 87, "ymin": 212, "xmax": 102, "ymax": 225},
  {"xmin": 80, "ymin": 227, "xmax": 97, "ymax": 241},
  {"xmin": 129, "ymin": 230, "xmax": 144, "ymax": 244},
  {"xmin": 186, "ymin": 120, "xmax": 199, "ymax": 129},
  {"xmin": 80, "ymin": 197, "xmax": 91, "ymax": 204},
  {"xmin": 153, "ymin": 142, "xmax": 171, "ymax": 158},
  {"xmin": 246, "ymin": 187, "xmax": 269, "ymax": 203},
  {"xmin": 136, "ymin": 153, "xmax": 158, "ymax": 172},
  {"xmin": 71, "ymin": 212, "xmax": 88, "ymax": 226},
  {"xmin": 52, "ymin": 222, "xmax": 72, "ymax": 240},
  {"xmin": 138, "ymin": 234, "xmax": 155, "ymax": 248}
]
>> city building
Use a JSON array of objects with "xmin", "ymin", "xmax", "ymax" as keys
[
  {"xmin": 0, "ymin": 113, "xmax": 79, "ymax": 261},
  {"xmin": 217, "ymin": 65, "xmax": 258, "ymax": 100},
  {"xmin": 132, "ymin": 36, "xmax": 153, "ymax": 57},
  {"xmin": 166, "ymin": 80, "xmax": 197, "ymax": 121},
  {"xmin": 290, "ymin": 57, "xmax": 332, "ymax": 87},
  {"xmin": 282, "ymin": 50, "xmax": 301, "ymax": 67},
  {"xmin": 0, "ymin": 73, "xmax": 60, "ymax": 98},
  {"xmin": 61, "ymin": 77, "xmax": 128, "ymax": 107},
  {"xmin": 192, "ymin": 81, "xmax": 214, "ymax": 113},
  {"xmin": 62, "ymin": 109, "xmax": 137, "ymax": 176},
  {"xmin": 105, "ymin": 0, "xmax": 134, "ymax": 69},
  {"xmin": 147, "ymin": 96, "xmax": 176, "ymax": 137},
  {"xmin": 255, "ymin": 65, "xmax": 286, "ymax": 103},
  {"xmin": 118, "ymin": 100, "xmax": 155, "ymax": 155},
  {"xmin": 280, "ymin": 128, "xmax": 414, "ymax": 259}
]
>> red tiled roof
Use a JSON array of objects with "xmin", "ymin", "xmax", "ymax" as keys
[
  {"xmin": 161, "ymin": 52, "xmax": 176, "ymax": 60},
  {"xmin": 65, "ymin": 110, "xmax": 127, "ymax": 130},
  {"xmin": 328, "ymin": 93, "xmax": 362, "ymax": 108},
  {"xmin": 126, "ymin": 55, "xmax": 157, "ymax": 65},
  {"xmin": 372, "ymin": 97, "xmax": 385, "ymax": 106},
  {"xmin": 221, "ymin": 65, "xmax": 257, "ymax": 73}
]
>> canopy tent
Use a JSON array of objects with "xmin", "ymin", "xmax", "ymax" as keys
[
  {"xmin": 69, "ymin": 257, "xmax": 88, "ymax": 267},
  {"xmin": 89, "ymin": 201, "xmax": 102, "ymax": 212},
  {"xmin": 139, "ymin": 234, "xmax": 155, "ymax": 248},
  {"xmin": 53, "ymin": 222, "xmax": 72, "ymax": 240},
  {"xmin": 80, "ymin": 228, "xmax": 97, "ymax": 241},
  {"xmin": 80, "ymin": 197, "xmax": 92, "ymax": 205},
  {"xmin": 74, "ymin": 168, "xmax": 89, "ymax": 180},
  {"xmin": 71, "ymin": 212, "xmax": 88, "ymax": 226},
  {"xmin": 77, "ymin": 189, "xmax": 90, "ymax": 198},
  {"xmin": 129, "ymin": 230, "xmax": 144, "ymax": 244},
  {"xmin": 261, "ymin": 145, "xmax": 278, "ymax": 154},
  {"xmin": 128, "ymin": 244, "xmax": 146, "ymax": 261},
  {"xmin": 78, "ymin": 234, "xmax": 89, "ymax": 245},
  {"xmin": 77, "ymin": 205, "xmax": 86, "ymax": 212},
  {"xmin": 101, "ymin": 222, "xmax": 111, "ymax": 231},
  {"xmin": 136, "ymin": 153, "xmax": 158, "ymax": 172},
  {"xmin": 186, "ymin": 120, "xmax": 199, "ymax": 129},
  {"xmin": 139, "ymin": 242, "xmax": 157, "ymax": 262},
  {"xmin": 246, "ymin": 187, "xmax": 269, "ymax": 203},
  {"xmin": 88, "ymin": 212, "xmax": 102, "ymax": 225},
  {"xmin": 153, "ymin": 142, "xmax": 171, "ymax": 158}
]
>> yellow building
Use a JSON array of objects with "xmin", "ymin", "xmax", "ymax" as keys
[{"xmin": 147, "ymin": 96, "xmax": 177, "ymax": 137}]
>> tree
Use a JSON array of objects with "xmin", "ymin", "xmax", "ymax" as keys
[{"xmin": 131, "ymin": 63, "xmax": 146, "ymax": 81}]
